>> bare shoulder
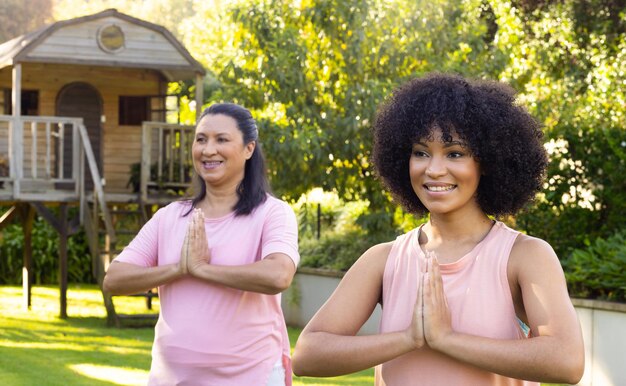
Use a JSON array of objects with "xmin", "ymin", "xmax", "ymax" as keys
[
  {"xmin": 347, "ymin": 241, "xmax": 394, "ymax": 276},
  {"xmin": 509, "ymin": 232, "xmax": 564, "ymax": 282},
  {"xmin": 511, "ymin": 233, "xmax": 558, "ymax": 260}
]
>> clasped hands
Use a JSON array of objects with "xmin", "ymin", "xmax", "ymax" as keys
[
  {"xmin": 178, "ymin": 208, "xmax": 211, "ymax": 276},
  {"xmin": 406, "ymin": 253, "xmax": 454, "ymax": 351}
]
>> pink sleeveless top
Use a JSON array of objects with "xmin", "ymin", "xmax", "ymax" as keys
[{"xmin": 377, "ymin": 221, "xmax": 538, "ymax": 386}]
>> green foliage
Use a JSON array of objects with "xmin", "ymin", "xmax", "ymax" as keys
[
  {"xmin": 563, "ymin": 229, "xmax": 626, "ymax": 302},
  {"xmin": 0, "ymin": 0, "xmax": 52, "ymax": 42},
  {"xmin": 299, "ymin": 229, "xmax": 391, "ymax": 272},
  {"xmin": 0, "ymin": 213, "xmax": 93, "ymax": 285},
  {"xmin": 293, "ymin": 189, "xmax": 398, "ymax": 271},
  {"xmin": 517, "ymin": 126, "xmax": 626, "ymax": 258},
  {"xmin": 495, "ymin": 1, "xmax": 626, "ymax": 258},
  {"xmin": 127, "ymin": 161, "xmax": 192, "ymax": 195},
  {"xmin": 10, "ymin": 1, "xmax": 625, "ymax": 299},
  {"xmin": 186, "ymin": 0, "xmax": 500, "ymax": 211}
]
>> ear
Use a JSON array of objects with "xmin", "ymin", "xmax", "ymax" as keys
[{"xmin": 244, "ymin": 141, "xmax": 256, "ymax": 160}]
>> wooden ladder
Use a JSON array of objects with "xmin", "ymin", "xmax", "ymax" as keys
[{"xmin": 86, "ymin": 199, "xmax": 160, "ymax": 327}]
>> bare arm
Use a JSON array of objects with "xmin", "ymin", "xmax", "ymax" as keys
[
  {"xmin": 423, "ymin": 236, "xmax": 584, "ymax": 384},
  {"xmin": 103, "ymin": 209, "xmax": 191, "ymax": 295},
  {"xmin": 191, "ymin": 253, "xmax": 296, "ymax": 294},
  {"xmin": 102, "ymin": 260, "xmax": 183, "ymax": 295},
  {"xmin": 292, "ymin": 242, "xmax": 425, "ymax": 376}
]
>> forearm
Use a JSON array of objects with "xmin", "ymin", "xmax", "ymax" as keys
[
  {"xmin": 191, "ymin": 259, "xmax": 293, "ymax": 294},
  {"xmin": 103, "ymin": 261, "xmax": 181, "ymax": 295},
  {"xmin": 434, "ymin": 332, "xmax": 584, "ymax": 384},
  {"xmin": 292, "ymin": 330, "xmax": 415, "ymax": 377}
]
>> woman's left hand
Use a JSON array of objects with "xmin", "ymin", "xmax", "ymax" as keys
[
  {"xmin": 184, "ymin": 209, "xmax": 211, "ymax": 275},
  {"xmin": 423, "ymin": 255, "xmax": 454, "ymax": 350}
]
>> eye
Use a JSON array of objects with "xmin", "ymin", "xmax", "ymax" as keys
[
  {"xmin": 195, "ymin": 136, "xmax": 206, "ymax": 144},
  {"xmin": 448, "ymin": 151, "xmax": 464, "ymax": 158},
  {"xmin": 217, "ymin": 137, "xmax": 228, "ymax": 143},
  {"xmin": 412, "ymin": 150, "xmax": 429, "ymax": 158}
]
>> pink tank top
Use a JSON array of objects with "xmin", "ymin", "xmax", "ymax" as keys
[{"xmin": 377, "ymin": 221, "xmax": 538, "ymax": 386}]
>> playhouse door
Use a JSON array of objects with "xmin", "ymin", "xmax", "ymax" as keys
[{"xmin": 56, "ymin": 82, "xmax": 103, "ymax": 190}]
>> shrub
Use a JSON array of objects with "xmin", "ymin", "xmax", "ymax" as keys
[
  {"xmin": 0, "ymin": 209, "xmax": 94, "ymax": 285},
  {"xmin": 563, "ymin": 229, "xmax": 626, "ymax": 302},
  {"xmin": 298, "ymin": 229, "xmax": 391, "ymax": 272}
]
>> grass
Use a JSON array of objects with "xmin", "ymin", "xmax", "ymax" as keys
[
  {"xmin": 0, "ymin": 285, "xmax": 371, "ymax": 385},
  {"xmin": 0, "ymin": 285, "xmax": 565, "ymax": 386}
]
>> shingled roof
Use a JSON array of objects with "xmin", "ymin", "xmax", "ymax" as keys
[{"xmin": 0, "ymin": 8, "xmax": 205, "ymax": 81}]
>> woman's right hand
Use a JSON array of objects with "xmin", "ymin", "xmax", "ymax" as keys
[
  {"xmin": 180, "ymin": 209, "xmax": 212, "ymax": 277},
  {"xmin": 406, "ymin": 269, "xmax": 426, "ymax": 349},
  {"xmin": 178, "ymin": 219, "xmax": 191, "ymax": 276},
  {"xmin": 179, "ymin": 209, "xmax": 201, "ymax": 276}
]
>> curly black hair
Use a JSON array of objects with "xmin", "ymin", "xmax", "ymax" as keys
[{"xmin": 372, "ymin": 73, "xmax": 548, "ymax": 216}]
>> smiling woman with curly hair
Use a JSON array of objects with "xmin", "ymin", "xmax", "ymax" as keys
[
  {"xmin": 372, "ymin": 73, "xmax": 548, "ymax": 216},
  {"xmin": 293, "ymin": 73, "xmax": 584, "ymax": 386}
]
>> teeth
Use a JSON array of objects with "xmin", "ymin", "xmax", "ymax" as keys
[
  {"xmin": 202, "ymin": 161, "xmax": 222, "ymax": 169},
  {"xmin": 426, "ymin": 185, "xmax": 454, "ymax": 192}
]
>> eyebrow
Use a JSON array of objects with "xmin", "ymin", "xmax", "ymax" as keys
[
  {"xmin": 414, "ymin": 140, "xmax": 466, "ymax": 148},
  {"xmin": 195, "ymin": 131, "xmax": 232, "ymax": 136}
]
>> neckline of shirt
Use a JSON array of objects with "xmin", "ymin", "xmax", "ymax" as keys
[{"xmin": 411, "ymin": 221, "xmax": 500, "ymax": 273}]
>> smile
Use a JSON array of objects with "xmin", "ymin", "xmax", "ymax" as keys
[
  {"xmin": 202, "ymin": 161, "xmax": 222, "ymax": 169},
  {"xmin": 424, "ymin": 185, "xmax": 456, "ymax": 192}
]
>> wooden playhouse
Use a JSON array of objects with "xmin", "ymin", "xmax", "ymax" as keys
[{"xmin": 0, "ymin": 8, "xmax": 205, "ymax": 325}]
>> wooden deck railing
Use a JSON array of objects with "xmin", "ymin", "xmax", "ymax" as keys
[
  {"xmin": 0, "ymin": 115, "xmax": 83, "ymax": 199},
  {"xmin": 0, "ymin": 114, "xmax": 114, "ymax": 243},
  {"xmin": 140, "ymin": 121, "xmax": 195, "ymax": 202}
]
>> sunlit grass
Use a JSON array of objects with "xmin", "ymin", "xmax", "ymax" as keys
[
  {"xmin": 0, "ymin": 285, "xmax": 154, "ymax": 386},
  {"xmin": 69, "ymin": 364, "xmax": 149, "ymax": 385},
  {"xmin": 0, "ymin": 285, "xmax": 372, "ymax": 385},
  {"xmin": 289, "ymin": 328, "xmax": 375, "ymax": 385},
  {"xmin": 0, "ymin": 285, "xmax": 564, "ymax": 385}
]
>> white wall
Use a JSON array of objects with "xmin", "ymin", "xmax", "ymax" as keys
[
  {"xmin": 573, "ymin": 299, "xmax": 626, "ymax": 386},
  {"xmin": 282, "ymin": 269, "xmax": 381, "ymax": 335}
]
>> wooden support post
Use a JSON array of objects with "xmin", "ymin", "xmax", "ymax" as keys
[
  {"xmin": 12, "ymin": 63, "xmax": 22, "ymax": 196},
  {"xmin": 20, "ymin": 204, "xmax": 35, "ymax": 310},
  {"xmin": 32, "ymin": 202, "xmax": 72, "ymax": 319},
  {"xmin": 12, "ymin": 64, "xmax": 21, "ymax": 117},
  {"xmin": 58, "ymin": 203, "xmax": 69, "ymax": 319}
]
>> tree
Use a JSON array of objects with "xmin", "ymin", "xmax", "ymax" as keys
[
  {"xmin": 52, "ymin": 0, "xmax": 196, "ymax": 40},
  {"xmin": 0, "ymin": 0, "xmax": 53, "ymax": 42},
  {"xmin": 489, "ymin": 0, "xmax": 626, "ymax": 257},
  {"xmin": 183, "ymin": 0, "xmax": 499, "ymax": 213}
]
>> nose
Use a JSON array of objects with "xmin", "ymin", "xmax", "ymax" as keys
[
  {"xmin": 201, "ymin": 140, "xmax": 217, "ymax": 156},
  {"xmin": 426, "ymin": 156, "xmax": 447, "ymax": 178}
]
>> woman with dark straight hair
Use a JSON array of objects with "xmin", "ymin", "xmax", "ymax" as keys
[
  {"xmin": 188, "ymin": 103, "xmax": 270, "ymax": 216},
  {"xmin": 104, "ymin": 103, "xmax": 300, "ymax": 386}
]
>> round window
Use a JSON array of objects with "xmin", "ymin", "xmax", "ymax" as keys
[{"xmin": 97, "ymin": 24, "xmax": 125, "ymax": 53}]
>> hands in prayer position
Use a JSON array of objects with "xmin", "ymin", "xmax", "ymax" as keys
[
  {"xmin": 407, "ymin": 255, "xmax": 454, "ymax": 351},
  {"xmin": 179, "ymin": 209, "xmax": 211, "ymax": 277}
]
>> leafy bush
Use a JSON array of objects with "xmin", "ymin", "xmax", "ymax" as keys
[
  {"xmin": 294, "ymin": 189, "xmax": 400, "ymax": 271},
  {"xmin": 563, "ymin": 229, "xmax": 626, "ymax": 302},
  {"xmin": 299, "ymin": 229, "xmax": 393, "ymax": 272},
  {"xmin": 294, "ymin": 189, "xmax": 427, "ymax": 272},
  {"xmin": 0, "ymin": 211, "xmax": 94, "ymax": 285}
]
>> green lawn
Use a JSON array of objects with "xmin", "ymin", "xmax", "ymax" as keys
[
  {"xmin": 0, "ymin": 285, "xmax": 371, "ymax": 385},
  {"xmin": 0, "ymin": 285, "xmax": 565, "ymax": 385}
]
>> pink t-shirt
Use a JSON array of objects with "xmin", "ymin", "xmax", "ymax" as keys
[
  {"xmin": 377, "ymin": 221, "xmax": 538, "ymax": 386},
  {"xmin": 114, "ymin": 196, "xmax": 300, "ymax": 386}
]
